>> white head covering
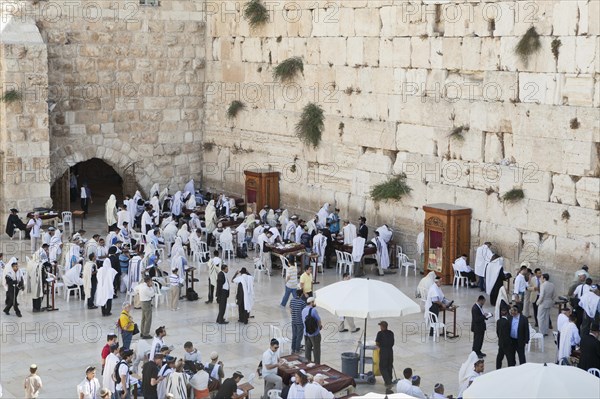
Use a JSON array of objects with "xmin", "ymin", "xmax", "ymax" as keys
[
  {"xmin": 494, "ymin": 286, "xmax": 509, "ymax": 321},
  {"xmin": 150, "ymin": 183, "xmax": 160, "ymax": 198},
  {"xmin": 220, "ymin": 227, "xmax": 233, "ymax": 244},
  {"xmin": 171, "ymin": 237, "xmax": 185, "ymax": 259},
  {"xmin": 159, "ymin": 187, "xmax": 169, "ymax": 209},
  {"xmin": 105, "ymin": 194, "xmax": 117, "ymax": 226},
  {"xmin": 579, "ymin": 290, "xmax": 600, "ymax": 318},
  {"xmin": 177, "ymin": 224, "xmax": 190, "ymax": 244},
  {"xmin": 458, "ymin": 352, "xmax": 480, "ymax": 396},
  {"xmin": 171, "ymin": 191, "xmax": 183, "ymax": 216},
  {"xmin": 184, "ymin": 180, "xmax": 195, "ymax": 195},
  {"xmin": 317, "ymin": 203, "xmax": 329, "ymax": 228},
  {"xmin": 205, "ymin": 200, "xmax": 217, "ymax": 233},
  {"xmin": 3, "ymin": 257, "xmax": 22, "ymax": 290}
]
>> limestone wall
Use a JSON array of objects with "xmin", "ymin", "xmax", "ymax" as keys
[{"xmin": 203, "ymin": 0, "xmax": 600, "ymax": 289}]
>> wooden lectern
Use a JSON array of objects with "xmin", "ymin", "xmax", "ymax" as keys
[
  {"xmin": 423, "ymin": 203, "xmax": 471, "ymax": 285},
  {"xmin": 244, "ymin": 169, "xmax": 280, "ymax": 211}
]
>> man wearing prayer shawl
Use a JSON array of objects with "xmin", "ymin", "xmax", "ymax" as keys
[
  {"xmin": 342, "ymin": 220, "xmax": 357, "ymax": 245},
  {"xmin": 150, "ymin": 195, "xmax": 161, "ymax": 225},
  {"xmin": 372, "ymin": 231, "xmax": 389, "ymax": 276},
  {"xmin": 279, "ymin": 209, "xmax": 289, "ymax": 231},
  {"xmin": 259, "ymin": 205, "xmax": 269, "ymax": 224},
  {"xmin": 266, "ymin": 209, "xmax": 277, "ymax": 227},
  {"xmin": 177, "ymin": 224, "xmax": 191, "ymax": 246},
  {"xmin": 83, "ymin": 254, "xmax": 98, "ymax": 309},
  {"xmin": 284, "ymin": 217, "xmax": 296, "ymax": 242},
  {"xmin": 105, "ymin": 194, "xmax": 118, "ymax": 229},
  {"xmin": 579, "ymin": 286, "xmax": 600, "ymax": 335},
  {"xmin": 557, "ymin": 313, "xmax": 580, "ymax": 363},
  {"xmin": 26, "ymin": 256, "xmax": 46, "ymax": 312},
  {"xmin": 204, "ymin": 200, "xmax": 217, "ymax": 245},
  {"xmin": 485, "ymin": 254, "xmax": 505, "ymax": 306},
  {"xmin": 316, "ymin": 203, "xmax": 329, "ymax": 229},
  {"xmin": 171, "ymin": 191, "xmax": 183, "ymax": 218},
  {"xmin": 64, "ymin": 259, "xmax": 84, "ymax": 300},
  {"xmin": 3, "ymin": 257, "xmax": 24, "ymax": 316},
  {"xmin": 233, "ymin": 268, "xmax": 254, "ymax": 324},
  {"xmin": 376, "ymin": 225, "xmax": 393, "ymax": 244},
  {"xmin": 127, "ymin": 252, "xmax": 144, "ymax": 293},
  {"xmin": 474, "ymin": 242, "xmax": 493, "ymax": 291},
  {"xmin": 458, "ymin": 352, "xmax": 484, "ymax": 397},
  {"xmin": 494, "ymin": 286, "xmax": 510, "ymax": 321},
  {"xmin": 306, "ymin": 215, "xmax": 318, "ymax": 235},
  {"xmin": 95, "ymin": 258, "xmax": 118, "ymax": 316},
  {"xmin": 312, "ymin": 230, "xmax": 327, "ymax": 266}
]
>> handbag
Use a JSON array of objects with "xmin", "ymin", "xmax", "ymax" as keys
[{"xmin": 132, "ymin": 323, "xmax": 140, "ymax": 335}]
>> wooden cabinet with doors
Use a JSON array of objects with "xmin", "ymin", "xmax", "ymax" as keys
[
  {"xmin": 243, "ymin": 169, "xmax": 280, "ymax": 212},
  {"xmin": 423, "ymin": 203, "xmax": 471, "ymax": 285}
]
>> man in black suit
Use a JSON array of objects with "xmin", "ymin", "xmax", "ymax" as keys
[
  {"xmin": 509, "ymin": 305, "xmax": 529, "ymax": 364},
  {"xmin": 578, "ymin": 323, "xmax": 600, "ymax": 372},
  {"xmin": 215, "ymin": 264, "xmax": 229, "ymax": 324},
  {"xmin": 358, "ymin": 216, "xmax": 368, "ymax": 240},
  {"xmin": 496, "ymin": 305, "xmax": 515, "ymax": 369},
  {"xmin": 471, "ymin": 295, "xmax": 490, "ymax": 358}
]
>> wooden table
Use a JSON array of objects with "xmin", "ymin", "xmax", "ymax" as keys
[
  {"xmin": 278, "ymin": 355, "xmax": 356, "ymax": 395},
  {"xmin": 270, "ymin": 243, "xmax": 306, "ymax": 256},
  {"xmin": 237, "ymin": 382, "xmax": 254, "ymax": 399},
  {"xmin": 334, "ymin": 242, "xmax": 377, "ymax": 275},
  {"xmin": 442, "ymin": 305, "xmax": 459, "ymax": 338},
  {"xmin": 26, "ymin": 212, "xmax": 60, "ymax": 228},
  {"xmin": 72, "ymin": 210, "xmax": 85, "ymax": 229}
]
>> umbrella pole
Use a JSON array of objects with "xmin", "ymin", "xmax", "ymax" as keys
[{"xmin": 362, "ymin": 317, "xmax": 367, "ymax": 374}]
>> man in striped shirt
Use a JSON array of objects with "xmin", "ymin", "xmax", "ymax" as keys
[
  {"xmin": 290, "ymin": 290, "xmax": 307, "ymax": 353},
  {"xmin": 169, "ymin": 268, "xmax": 184, "ymax": 311}
]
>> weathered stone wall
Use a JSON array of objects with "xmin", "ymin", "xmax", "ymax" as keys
[
  {"xmin": 0, "ymin": 12, "xmax": 51, "ymax": 222},
  {"xmin": 203, "ymin": 0, "xmax": 600, "ymax": 290}
]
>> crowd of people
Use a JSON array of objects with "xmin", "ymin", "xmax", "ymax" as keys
[{"xmin": 2, "ymin": 179, "xmax": 600, "ymax": 399}]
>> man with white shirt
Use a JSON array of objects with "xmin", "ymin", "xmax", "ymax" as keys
[
  {"xmin": 352, "ymin": 235, "xmax": 366, "ymax": 277},
  {"xmin": 474, "ymin": 242, "xmax": 493, "ymax": 291},
  {"xmin": 295, "ymin": 221, "xmax": 305, "ymax": 244},
  {"xmin": 431, "ymin": 383, "xmax": 448, "ymax": 399},
  {"xmin": 395, "ymin": 368, "xmax": 413, "ymax": 394},
  {"xmin": 77, "ymin": 366, "xmax": 100, "ymax": 399},
  {"xmin": 115, "ymin": 348, "xmax": 134, "ymax": 399},
  {"xmin": 149, "ymin": 326, "xmax": 167, "ymax": 361},
  {"xmin": 26, "ymin": 212, "xmax": 43, "ymax": 253},
  {"xmin": 342, "ymin": 220, "xmax": 357, "ymax": 245},
  {"xmin": 141, "ymin": 204, "xmax": 155, "ymax": 235},
  {"xmin": 116, "ymin": 205, "xmax": 131, "ymax": 229},
  {"xmin": 304, "ymin": 374, "xmax": 334, "ymax": 399},
  {"xmin": 257, "ymin": 229, "xmax": 273, "ymax": 275},
  {"xmin": 262, "ymin": 339, "xmax": 283, "ymax": 392},
  {"xmin": 139, "ymin": 277, "xmax": 156, "ymax": 339},
  {"xmin": 512, "ymin": 266, "xmax": 528, "ymax": 311},
  {"xmin": 454, "ymin": 254, "xmax": 477, "ymax": 287},
  {"xmin": 557, "ymin": 313, "xmax": 580, "ymax": 363},
  {"xmin": 405, "ymin": 375, "xmax": 426, "ymax": 399}
]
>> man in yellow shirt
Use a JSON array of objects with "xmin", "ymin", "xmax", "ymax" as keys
[
  {"xmin": 119, "ymin": 303, "xmax": 136, "ymax": 350},
  {"xmin": 299, "ymin": 267, "xmax": 313, "ymax": 297}
]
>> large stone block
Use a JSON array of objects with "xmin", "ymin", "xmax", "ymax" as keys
[
  {"xmin": 550, "ymin": 174, "xmax": 577, "ymax": 205},
  {"xmin": 354, "ymin": 8, "xmax": 382, "ymax": 37},
  {"xmin": 575, "ymin": 177, "xmax": 600, "ymax": 210}
]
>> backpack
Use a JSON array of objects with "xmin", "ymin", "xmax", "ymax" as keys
[
  {"xmin": 113, "ymin": 360, "xmax": 128, "ymax": 384},
  {"xmin": 236, "ymin": 246, "xmax": 247, "ymax": 259},
  {"xmin": 304, "ymin": 308, "xmax": 319, "ymax": 334},
  {"xmin": 186, "ymin": 287, "xmax": 199, "ymax": 301}
]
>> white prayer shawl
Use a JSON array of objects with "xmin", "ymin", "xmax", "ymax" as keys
[
  {"xmin": 233, "ymin": 273, "xmax": 255, "ymax": 312},
  {"xmin": 95, "ymin": 259, "xmax": 117, "ymax": 307},
  {"xmin": 64, "ymin": 263, "xmax": 83, "ymax": 286},
  {"xmin": 266, "ymin": 209, "xmax": 277, "ymax": 227},
  {"xmin": 557, "ymin": 322, "xmax": 580, "ymax": 361},
  {"xmin": 157, "ymin": 365, "xmax": 173, "ymax": 399},
  {"xmin": 184, "ymin": 179, "xmax": 195, "ymax": 197},
  {"xmin": 116, "ymin": 210, "xmax": 130, "ymax": 230},
  {"xmin": 165, "ymin": 371, "xmax": 188, "ymax": 399},
  {"xmin": 295, "ymin": 225, "xmax": 304, "ymax": 244},
  {"xmin": 220, "ymin": 227, "xmax": 233, "ymax": 245},
  {"xmin": 3, "ymin": 258, "xmax": 22, "ymax": 290},
  {"xmin": 312, "ymin": 233, "xmax": 327, "ymax": 263},
  {"xmin": 306, "ymin": 219, "xmax": 317, "ymax": 235},
  {"xmin": 207, "ymin": 258, "xmax": 220, "ymax": 286},
  {"xmin": 373, "ymin": 236, "xmax": 390, "ymax": 269},
  {"xmin": 259, "ymin": 208, "xmax": 267, "ymax": 221},
  {"xmin": 160, "ymin": 216, "xmax": 173, "ymax": 230},
  {"xmin": 205, "ymin": 200, "xmax": 217, "ymax": 233},
  {"xmin": 244, "ymin": 213, "xmax": 256, "ymax": 228},
  {"xmin": 288, "ymin": 383, "xmax": 306, "ymax": 399},
  {"xmin": 163, "ymin": 221, "xmax": 178, "ymax": 243},
  {"xmin": 133, "ymin": 190, "xmax": 143, "ymax": 204},
  {"xmin": 185, "ymin": 191, "xmax": 196, "ymax": 210},
  {"xmin": 69, "ymin": 243, "xmax": 81, "ymax": 263},
  {"xmin": 458, "ymin": 352, "xmax": 480, "ymax": 397},
  {"xmin": 252, "ymin": 225, "xmax": 263, "ymax": 245},
  {"xmin": 376, "ymin": 225, "xmax": 393, "ymax": 243},
  {"xmin": 127, "ymin": 198, "xmax": 137, "ymax": 225},
  {"xmin": 425, "ymin": 282, "xmax": 445, "ymax": 320},
  {"xmin": 494, "ymin": 286, "xmax": 509, "ymax": 321},
  {"xmin": 171, "ymin": 255, "xmax": 187, "ymax": 281},
  {"xmin": 235, "ymin": 223, "xmax": 247, "ymax": 244},
  {"xmin": 416, "ymin": 232, "xmax": 425, "ymax": 255},
  {"xmin": 177, "ymin": 225, "xmax": 190, "ymax": 245},
  {"xmin": 159, "ymin": 188, "xmax": 169, "ymax": 210},
  {"xmin": 85, "ymin": 238, "xmax": 98, "ymax": 259},
  {"xmin": 128, "ymin": 256, "xmax": 143, "ymax": 291},
  {"xmin": 150, "ymin": 196, "xmax": 160, "ymax": 224},
  {"xmin": 284, "ymin": 222, "xmax": 296, "ymax": 241},
  {"xmin": 223, "ymin": 196, "xmax": 231, "ymax": 217},
  {"xmin": 579, "ymin": 291, "xmax": 600, "ymax": 318},
  {"xmin": 475, "ymin": 244, "xmax": 493, "ymax": 277},
  {"xmin": 351, "ymin": 237, "xmax": 366, "ymax": 263},
  {"xmin": 171, "ymin": 191, "xmax": 183, "ymax": 216},
  {"xmin": 83, "ymin": 261, "xmax": 95, "ymax": 299},
  {"xmin": 317, "ymin": 203, "xmax": 329, "ymax": 228},
  {"xmin": 26, "ymin": 258, "xmax": 44, "ymax": 300},
  {"xmin": 279, "ymin": 209, "xmax": 289, "ymax": 231},
  {"xmin": 343, "ymin": 223, "xmax": 357, "ymax": 245},
  {"xmin": 103, "ymin": 352, "xmax": 119, "ymax": 393},
  {"xmin": 49, "ymin": 234, "xmax": 62, "ymax": 263},
  {"xmin": 454, "ymin": 257, "xmax": 472, "ymax": 273},
  {"xmin": 417, "ymin": 272, "xmax": 436, "ymax": 298},
  {"xmin": 189, "ymin": 214, "xmax": 202, "ymax": 231},
  {"xmin": 485, "ymin": 257, "xmax": 504, "ymax": 296},
  {"xmin": 150, "ymin": 183, "xmax": 160, "ymax": 198},
  {"xmin": 105, "ymin": 194, "xmax": 117, "ymax": 226}
]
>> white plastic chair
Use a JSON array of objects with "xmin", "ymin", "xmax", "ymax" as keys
[
  {"xmin": 270, "ymin": 325, "xmax": 291, "ymax": 354},
  {"xmin": 588, "ymin": 368, "xmax": 600, "ymax": 377},
  {"xmin": 227, "ymin": 302, "xmax": 238, "ymax": 318},
  {"xmin": 152, "ymin": 281, "xmax": 168, "ymax": 308},
  {"xmin": 527, "ymin": 325, "xmax": 544, "ymax": 352},
  {"xmin": 279, "ymin": 255, "xmax": 290, "ymax": 278},
  {"xmin": 253, "ymin": 258, "xmax": 271, "ymax": 282},
  {"xmin": 11, "ymin": 228, "xmax": 23, "ymax": 240},
  {"xmin": 221, "ymin": 240, "xmax": 235, "ymax": 263},
  {"xmin": 65, "ymin": 285, "xmax": 81, "ymax": 302},
  {"xmin": 342, "ymin": 252, "xmax": 354, "ymax": 275},
  {"xmin": 267, "ymin": 389, "xmax": 283, "ymax": 399},
  {"xmin": 426, "ymin": 311, "xmax": 447, "ymax": 342},
  {"xmin": 399, "ymin": 253, "xmax": 417, "ymax": 277},
  {"xmin": 193, "ymin": 241, "xmax": 210, "ymax": 271},
  {"xmin": 452, "ymin": 263, "xmax": 468, "ymax": 288},
  {"xmin": 53, "ymin": 265, "xmax": 66, "ymax": 297},
  {"xmin": 59, "ymin": 211, "xmax": 73, "ymax": 237},
  {"xmin": 335, "ymin": 250, "xmax": 345, "ymax": 275}
]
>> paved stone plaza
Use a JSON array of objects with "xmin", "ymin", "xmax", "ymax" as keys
[{"xmin": 0, "ymin": 203, "xmax": 556, "ymax": 399}]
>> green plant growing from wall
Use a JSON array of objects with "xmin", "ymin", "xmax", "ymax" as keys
[
  {"xmin": 273, "ymin": 57, "xmax": 304, "ymax": 83},
  {"xmin": 0, "ymin": 89, "xmax": 22, "ymax": 103},
  {"xmin": 227, "ymin": 100, "xmax": 245, "ymax": 119},
  {"xmin": 243, "ymin": 0, "xmax": 269, "ymax": 28},
  {"xmin": 515, "ymin": 27, "xmax": 541, "ymax": 65},
  {"xmin": 295, "ymin": 102, "xmax": 324, "ymax": 148},
  {"xmin": 551, "ymin": 38, "xmax": 562, "ymax": 61},
  {"xmin": 449, "ymin": 125, "xmax": 469, "ymax": 141},
  {"xmin": 502, "ymin": 188, "xmax": 525, "ymax": 203},
  {"xmin": 370, "ymin": 174, "xmax": 412, "ymax": 202}
]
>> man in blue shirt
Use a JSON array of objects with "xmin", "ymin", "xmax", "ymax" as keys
[
  {"xmin": 301, "ymin": 297, "xmax": 322, "ymax": 364},
  {"xmin": 290, "ymin": 289, "xmax": 307, "ymax": 354},
  {"xmin": 509, "ymin": 305, "xmax": 529, "ymax": 365}
]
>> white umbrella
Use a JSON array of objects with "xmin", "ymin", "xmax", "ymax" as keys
[
  {"xmin": 463, "ymin": 362, "xmax": 600, "ymax": 399},
  {"xmin": 315, "ymin": 278, "xmax": 421, "ymax": 373}
]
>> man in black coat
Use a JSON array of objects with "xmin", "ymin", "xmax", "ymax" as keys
[
  {"xmin": 578, "ymin": 323, "xmax": 600, "ymax": 372},
  {"xmin": 496, "ymin": 305, "xmax": 515, "ymax": 369},
  {"xmin": 471, "ymin": 295, "xmax": 490, "ymax": 358},
  {"xmin": 358, "ymin": 216, "xmax": 368, "ymax": 240},
  {"xmin": 215, "ymin": 264, "xmax": 230, "ymax": 324},
  {"xmin": 375, "ymin": 320, "xmax": 395, "ymax": 393},
  {"xmin": 509, "ymin": 305, "xmax": 530, "ymax": 365},
  {"xmin": 5, "ymin": 208, "xmax": 29, "ymax": 239}
]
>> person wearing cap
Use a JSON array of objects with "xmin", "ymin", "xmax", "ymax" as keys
[
  {"xmin": 431, "ymin": 383, "xmax": 448, "ymax": 399},
  {"xmin": 139, "ymin": 276, "xmax": 156, "ymax": 339},
  {"xmin": 205, "ymin": 250, "xmax": 222, "ymax": 304},
  {"xmin": 579, "ymin": 284, "xmax": 600, "ymax": 336},
  {"xmin": 375, "ymin": 321, "xmax": 395, "ymax": 390},
  {"xmin": 216, "ymin": 264, "xmax": 230, "ymax": 324},
  {"xmin": 257, "ymin": 228, "xmax": 273, "ymax": 275},
  {"xmin": 26, "ymin": 212, "xmax": 43, "ymax": 253},
  {"xmin": 157, "ymin": 356, "xmax": 177, "ymax": 399},
  {"xmin": 5, "ymin": 208, "xmax": 28, "ymax": 239},
  {"xmin": 262, "ymin": 339, "xmax": 284, "ymax": 392},
  {"xmin": 578, "ymin": 322, "xmax": 600, "ymax": 371},
  {"xmin": 24, "ymin": 364, "xmax": 42, "ymax": 399},
  {"xmin": 284, "ymin": 216, "xmax": 297, "ymax": 242},
  {"xmin": 99, "ymin": 388, "xmax": 111, "ymax": 399},
  {"xmin": 215, "ymin": 371, "xmax": 244, "ymax": 399},
  {"xmin": 206, "ymin": 352, "xmax": 224, "ymax": 383},
  {"xmin": 168, "ymin": 266, "xmax": 184, "ymax": 311},
  {"xmin": 77, "ymin": 366, "xmax": 100, "ymax": 399},
  {"xmin": 572, "ymin": 265, "xmax": 591, "ymax": 283},
  {"xmin": 115, "ymin": 348, "xmax": 134, "ymax": 399},
  {"xmin": 302, "ymin": 296, "xmax": 322, "ymax": 364},
  {"xmin": 3, "ymin": 257, "xmax": 24, "ymax": 317},
  {"xmin": 27, "ymin": 251, "xmax": 48, "ymax": 313},
  {"xmin": 304, "ymin": 373, "xmax": 334, "ymax": 399},
  {"xmin": 103, "ymin": 343, "xmax": 120, "ymax": 392}
]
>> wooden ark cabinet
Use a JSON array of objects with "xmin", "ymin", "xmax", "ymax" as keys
[
  {"xmin": 423, "ymin": 203, "xmax": 472, "ymax": 285},
  {"xmin": 244, "ymin": 169, "xmax": 280, "ymax": 212}
]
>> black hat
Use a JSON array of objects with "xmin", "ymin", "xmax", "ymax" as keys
[
  {"xmin": 233, "ymin": 371, "xmax": 244, "ymax": 379},
  {"xmin": 10, "ymin": 208, "xmax": 18, "ymax": 213}
]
